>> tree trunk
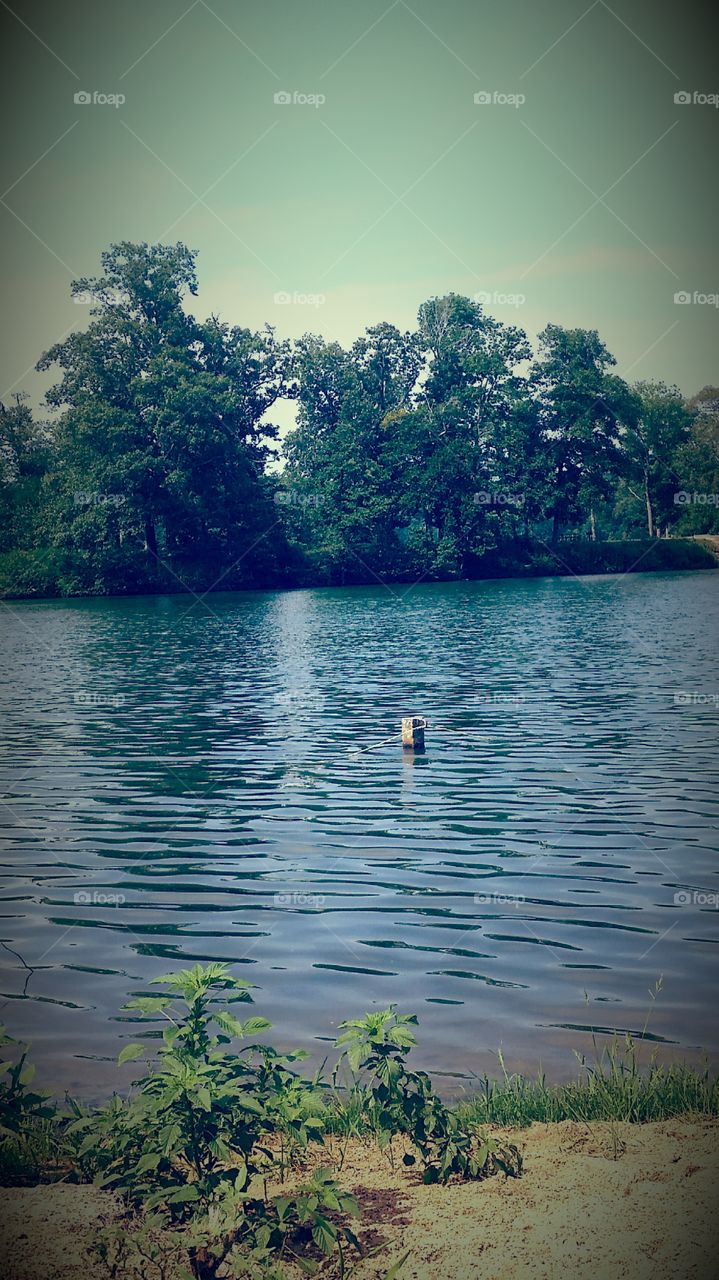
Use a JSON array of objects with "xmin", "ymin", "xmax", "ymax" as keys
[
  {"xmin": 644, "ymin": 471, "xmax": 654, "ymax": 538},
  {"xmin": 589, "ymin": 508, "xmax": 597, "ymax": 541},
  {"xmin": 144, "ymin": 518, "xmax": 158, "ymax": 560}
]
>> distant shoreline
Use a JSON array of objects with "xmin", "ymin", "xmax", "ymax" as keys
[{"xmin": 2, "ymin": 536, "xmax": 717, "ymax": 603}]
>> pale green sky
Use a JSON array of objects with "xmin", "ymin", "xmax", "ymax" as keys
[{"xmin": 1, "ymin": 0, "xmax": 717, "ymax": 426}]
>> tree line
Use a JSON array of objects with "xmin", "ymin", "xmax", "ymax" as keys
[{"xmin": 1, "ymin": 241, "xmax": 717, "ymax": 597}]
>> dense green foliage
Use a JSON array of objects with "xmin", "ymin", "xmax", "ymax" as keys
[{"xmin": 1, "ymin": 241, "xmax": 718, "ymax": 597}]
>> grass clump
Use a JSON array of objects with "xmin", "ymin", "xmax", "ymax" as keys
[
  {"xmin": 0, "ymin": 1023, "xmax": 63, "ymax": 1183},
  {"xmin": 455, "ymin": 1040, "xmax": 719, "ymax": 1130}
]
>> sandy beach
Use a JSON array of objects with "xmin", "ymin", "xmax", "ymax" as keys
[{"xmin": 2, "ymin": 1120, "xmax": 718, "ymax": 1280}]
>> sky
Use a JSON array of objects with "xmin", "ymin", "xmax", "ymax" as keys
[{"xmin": 1, "ymin": 0, "xmax": 717, "ymax": 432}]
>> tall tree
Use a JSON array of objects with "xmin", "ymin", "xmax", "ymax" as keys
[
  {"xmin": 0, "ymin": 396, "xmax": 52, "ymax": 552},
  {"xmin": 673, "ymin": 386, "xmax": 719, "ymax": 534},
  {"xmin": 37, "ymin": 242, "xmax": 290, "ymax": 588},
  {"xmin": 624, "ymin": 382, "xmax": 692, "ymax": 537},
  {"xmin": 399, "ymin": 295, "xmax": 531, "ymax": 573},
  {"xmin": 531, "ymin": 325, "xmax": 637, "ymax": 540},
  {"xmin": 284, "ymin": 325, "xmax": 421, "ymax": 582}
]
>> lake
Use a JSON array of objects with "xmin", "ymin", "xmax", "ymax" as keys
[{"xmin": 1, "ymin": 570, "xmax": 718, "ymax": 1098}]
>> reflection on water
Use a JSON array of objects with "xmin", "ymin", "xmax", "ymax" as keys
[{"xmin": 0, "ymin": 571, "xmax": 718, "ymax": 1097}]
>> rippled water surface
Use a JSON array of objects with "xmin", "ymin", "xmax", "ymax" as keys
[{"xmin": 1, "ymin": 571, "xmax": 718, "ymax": 1096}]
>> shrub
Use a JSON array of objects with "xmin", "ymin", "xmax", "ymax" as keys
[{"xmin": 335, "ymin": 1007, "xmax": 522, "ymax": 1184}]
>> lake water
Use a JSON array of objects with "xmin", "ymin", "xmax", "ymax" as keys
[{"xmin": 1, "ymin": 570, "xmax": 718, "ymax": 1099}]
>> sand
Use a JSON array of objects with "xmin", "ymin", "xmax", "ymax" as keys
[{"xmin": 1, "ymin": 1120, "xmax": 718, "ymax": 1279}]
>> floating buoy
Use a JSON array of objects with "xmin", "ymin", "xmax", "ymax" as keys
[{"xmin": 401, "ymin": 715, "xmax": 426, "ymax": 752}]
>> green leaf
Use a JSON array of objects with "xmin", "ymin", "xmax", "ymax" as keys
[
  {"xmin": 136, "ymin": 1152, "xmax": 162, "ymax": 1173},
  {"xmin": 65, "ymin": 1115, "xmax": 95, "ymax": 1135},
  {"xmin": 241, "ymin": 1016, "xmax": 272, "ymax": 1035},
  {"xmin": 294, "ymin": 1260, "xmax": 320, "ymax": 1276},
  {"xmin": 312, "ymin": 1217, "xmax": 338, "ymax": 1255},
  {"xmin": 118, "ymin": 1043, "xmax": 145, "ymax": 1065},
  {"xmin": 167, "ymin": 1185, "xmax": 200, "ymax": 1203},
  {"xmin": 144, "ymin": 1189, "xmax": 172, "ymax": 1210},
  {"xmin": 214, "ymin": 1011, "xmax": 246, "ymax": 1038},
  {"xmin": 343, "ymin": 1226, "xmax": 362, "ymax": 1252},
  {"xmin": 381, "ymin": 1250, "xmax": 412, "ymax": 1279},
  {"xmin": 273, "ymin": 1195, "xmax": 292, "ymax": 1221},
  {"xmin": 341, "ymin": 1194, "xmax": 361, "ymax": 1218},
  {"xmin": 234, "ymin": 1094, "xmax": 264, "ymax": 1115},
  {"xmin": 125, "ymin": 996, "xmax": 172, "ymax": 1015}
]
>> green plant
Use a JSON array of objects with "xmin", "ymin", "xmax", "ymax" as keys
[
  {"xmin": 272, "ymin": 1167, "xmax": 361, "ymax": 1268},
  {"xmin": 254, "ymin": 1048, "xmax": 326, "ymax": 1180},
  {"xmin": 0, "ymin": 1024, "xmax": 58, "ymax": 1182},
  {"xmin": 336, "ymin": 1007, "xmax": 522, "ymax": 1184},
  {"xmin": 92, "ymin": 1212, "xmax": 194, "ymax": 1280},
  {"xmin": 182, "ymin": 1167, "xmax": 360, "ymax": 1278},
  {"xmin": 0, "ymin": 1024, "xmax": 55, "ymax": 1130},
  {"xmin": 68, "ymin": 963, "xmax": 274, "ymax": 1213},
  {"xmin": 68, "ymin": 965, "xmax": 366, "ymax": 1279}
]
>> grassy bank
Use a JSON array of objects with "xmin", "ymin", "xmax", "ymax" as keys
[
  {"xmin": 322, "ymin": 1046, "xmax": 719, "ymax": 1140},
  {"xmin": 5, "ymin": 1047, "xmax": 719, "ymax": 1189},
  {"xmin": 536, "ymin": 536, "xmax": 719, "ymax": 576}
]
